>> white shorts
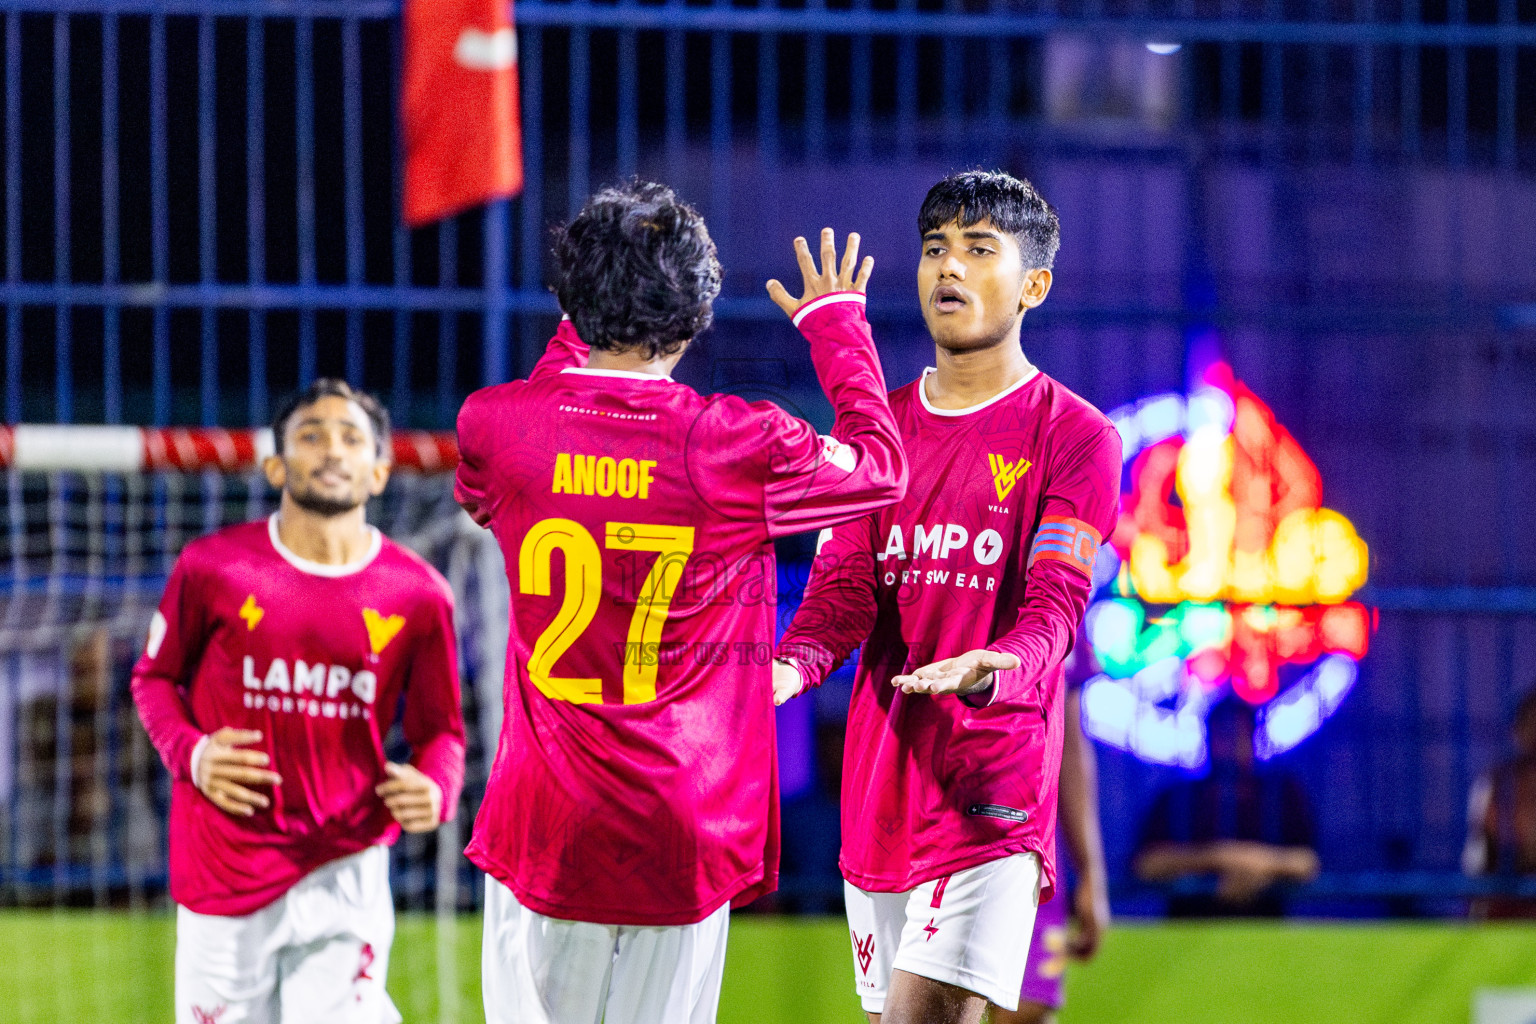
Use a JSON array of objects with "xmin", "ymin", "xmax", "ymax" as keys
[
  {"xmin": 843, "ymin": 852, "xmax": 1042, "ymax": 1014},
  {"xmin": 481, "ymin": 876, "xmax": 730, "ymax": 1024},
  {"xmin": 174, "ymin": 845, "xmax": 400, "ymax": 1024}
]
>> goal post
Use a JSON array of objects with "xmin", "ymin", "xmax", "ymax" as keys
[{"xmin": 0, "ymin": 423, "xmax": 508, "ymax": 945}]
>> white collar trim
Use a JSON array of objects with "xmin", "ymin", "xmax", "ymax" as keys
[
  {"xmin": 917, "ymin": 365, "xmax": 1040, "ymax": 417},
  {"xmin": 560, "ymin": 367, "xmax": 674, "ymax": 383},
  {"xmin": 268, "ymin": 514, "xmax": 382, "ymax": 577}
]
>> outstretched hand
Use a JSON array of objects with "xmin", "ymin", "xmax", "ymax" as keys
[
  {"xmin": 766, "ymin": 227, "xmax": 874, "ymax": 318},
  {"xmin": 890, "ymin": 649, "xmax": 1021, "ymax": 697}
]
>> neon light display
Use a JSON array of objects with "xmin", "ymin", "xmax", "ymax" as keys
[{"xmin": 1081, "ymin": 361, "xmax": 1374, "ymax": 768}]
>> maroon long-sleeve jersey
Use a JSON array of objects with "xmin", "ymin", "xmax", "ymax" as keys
[
  {"xmin": 131, "ymin": 518, "xmax": 466, "ymax": 916},
  {"xmin": 779, "ymin": 365, "xmax": 1120, "ymax": 902},
  {"xmin": 455, "ymin": 295, "xmax": 906, "ymax": 926}
]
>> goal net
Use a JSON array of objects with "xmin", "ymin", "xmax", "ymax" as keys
[{"xmin": 0, "ymin": 424, "xmax": 508, "ymax": 1016}]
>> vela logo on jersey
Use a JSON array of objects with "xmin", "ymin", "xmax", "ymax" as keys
[
  {"xmin": 552, "ymin": 452, "xmax": 658, "ymax": 500},
  {"xmin": 1027, "ymin": 516, "xmax": 1101, "ymax": 576},
  {"xmin": 987, "ymin": 453, "xmax": 1033, "ymax": 502},
  {"xmin": 191, "ymin": 1005, "xmax": 228, "ymax": 1024},
  {"xmin": 363, "ymin": 608, "xmax": 406, "ymax": 655},
  {"xmin": 239, "ymin": 594, "xmax": 264, "ymax": 631}
]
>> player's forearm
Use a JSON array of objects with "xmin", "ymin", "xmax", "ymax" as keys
[
  {"xmin": 130, "ymin": 673, "xmax": 205, "ymax": 783},
  {"xmin": 1060, "ymin": 694, "xmax": 1108, "ymax": 885},
  {"xmin": 778, "ymin": 296, "xmax": 907, "ymax": 528},
  {"xmin": 980, "ymin": 429, "xmax": 1119, "ymax": 705},
  {"xmin": 400, "ymin": 638, "xmax": 467, "ymax": 818},
  {"xmin": 778, "ymin": 544, "xmax": 879, "ymax": 690},
  {"xmin": 977, "ymin": 564, "xmax": 1086, "ymax": 705},
  {"xmin": 777, "ymin": 621, "xmax": 858, "ymax": 692},
  {"xmin": 410, "ymin": 731, "xmax": 467, "ymax": 821},
  {"xmin": 1133, "ymin": 843, "xmax": 1224, "ymax": 881},
  {"xmin": 1271, "ymin": 846, "xmax": 1321, "ymax": 882},
  {"xmin": 797, "ymin": 294, "xmax": 888, "ymax": 418},
  {"xmin": 778, "ymin": 598, "xmax": 872, "ymax": 690}
]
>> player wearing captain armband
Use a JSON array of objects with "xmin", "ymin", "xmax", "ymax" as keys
[
  {"xmin": 131, "ymin": 380, "xmax": 467, "ymax": 1024},
  {"xmin": 774, "ymin": 170, "xmax": 1122, "ymax": 1024},
  {"xmin": 454, "ymin": 181, "xmax": 906, "ymax": 1024}
]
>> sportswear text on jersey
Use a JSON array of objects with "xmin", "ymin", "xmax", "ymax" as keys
[{"xmin": 241, "ymin": 657, "xmax": 378, "ymax": 719}]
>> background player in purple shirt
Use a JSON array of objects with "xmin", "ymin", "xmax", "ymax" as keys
[{"xmin": 778, "ymin": 171, "xmax": 1121, "ymax": 1023}]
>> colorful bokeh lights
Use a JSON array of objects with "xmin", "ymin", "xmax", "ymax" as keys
[{"xmin": 1081, "ymin": 360, "xmax": 1375, "ymax": 768}]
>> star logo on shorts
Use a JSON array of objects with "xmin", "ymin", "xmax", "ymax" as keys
[
  {"xmin": 354, "ymin": 942, "xmax": 376, "ymax": 984},
  {"xmin": 191, "ymin": 1005, "xmax": 228, "ymax": 1024},
  {"xmin": 923, "ymin": 917, "xmax": 939, "ymax": 941}
]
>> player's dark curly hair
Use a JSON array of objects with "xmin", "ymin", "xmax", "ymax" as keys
[
  {"xmin": 272, "ymin": 379, "xmax": 391, "ymax": 459},
  {"xmin": 553, "ymin": 181, "xmax": 723, "ymax": 360},
  {"xmin": 918, "ymin": 170, "xmax": 1061, "ymax": 271}
]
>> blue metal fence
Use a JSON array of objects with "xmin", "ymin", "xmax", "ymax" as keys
[
  {"xmin": 0, "ymin": 0, "xmax": 1530, "ymax": 426},
  {"xmin": 0, "ymin": 0, "xmax": 1533, "ymax": 908}
]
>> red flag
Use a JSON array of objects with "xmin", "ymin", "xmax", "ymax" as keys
[{"xmin": 402, "ymin": 0, "xmax": 523, "ymax": 227}]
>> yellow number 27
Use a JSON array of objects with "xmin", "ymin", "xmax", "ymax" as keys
[{"xmin": 518, "ymin": 518, "xmax": 696, "ymax": 705}]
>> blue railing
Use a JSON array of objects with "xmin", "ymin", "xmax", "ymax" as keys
[
  {"xmin": 0, "ymin": 0, "xmax": 1529, "ymax": 426},
  {"xmin": 0, "ymin": 0, "xmax": 1533, "ymax": 908}
]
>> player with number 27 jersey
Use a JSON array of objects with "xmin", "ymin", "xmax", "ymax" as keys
[{"xmin": 456, "ymin": 293, "xmax": 905, "ymax": 925}]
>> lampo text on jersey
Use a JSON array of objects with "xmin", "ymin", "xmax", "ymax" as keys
[
  {"xmin": 873, "ymin": 521, "xmax": 1009, "ymax": 592},
  {"xmin": 242, "ymin": 656, "xmax": 377, "ymax": 720}
]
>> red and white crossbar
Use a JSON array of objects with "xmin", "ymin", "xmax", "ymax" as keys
[{"xmin": 0, "ymin": 425, "xmax": 460, "ymax": 473}]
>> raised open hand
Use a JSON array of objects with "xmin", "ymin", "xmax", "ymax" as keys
[{"xmin": 766, "ymin": 227, "xmax": 874, "ymax": 318}]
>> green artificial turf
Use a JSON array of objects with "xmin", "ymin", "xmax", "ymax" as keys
[{"xmin": 6, "ymin": 911, "xmax": 1536, "ymax": 1023}]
